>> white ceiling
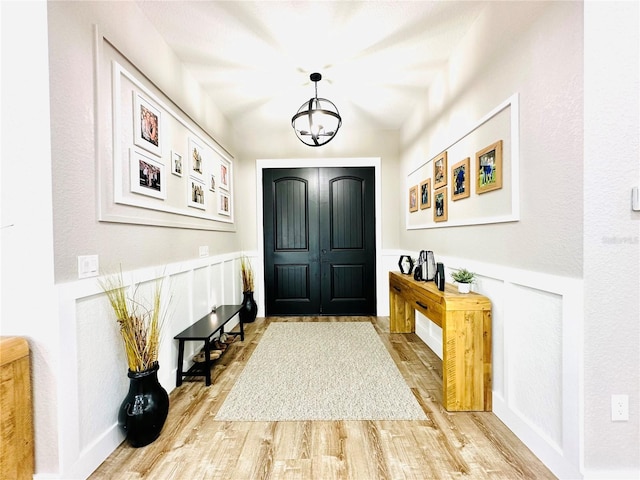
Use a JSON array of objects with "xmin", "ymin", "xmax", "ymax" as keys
[{"xmin": 137, "ymin": 1, "xmax": 487, "ymax": 134}]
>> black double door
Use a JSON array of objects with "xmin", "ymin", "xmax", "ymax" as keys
[{"xmin": 263, "ymin": 167, "xmax": 376, "ymax": 316}]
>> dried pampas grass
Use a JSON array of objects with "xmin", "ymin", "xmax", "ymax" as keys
[{"xmin": 99, "ymin": 270, "xmax": 166, "ymax": 372}]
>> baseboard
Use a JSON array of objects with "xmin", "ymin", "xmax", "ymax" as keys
[
  {"xmin": 60, "ymin": 423, "xmax": 124, "ymax": 480},
  {"xmin": 492, "ymin": 398, "xmax": 582, "ymax": 479},
  {"xmin": 582, "ymin": 469, "xmax": 640, "ymax": 479}
]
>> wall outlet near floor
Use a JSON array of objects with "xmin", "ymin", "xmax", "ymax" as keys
[
  {"xmin": 611, "ymin": 394, "xmax": 629, "ymax": 421},
  {"xmin": 199, "ymin": 246, "xmax": 209, "ymax": 257}
]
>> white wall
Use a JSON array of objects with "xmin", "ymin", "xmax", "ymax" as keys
[
  {"xmin": 1, "ymin": 0, "xmax": 60, "ymax": 473},
  {"xmin": 3, "ymin": 1, "xmax": 637, "ymax": 478},
  {"xmin": 583, "ymin": 1, "xmax": 640, "ymax": 476},
  {"xmin": 400, "ymin": 1, "xmax": 583, "ymax": 278},
  {"xmin": 47, "ymin": 1, "xmax": 240, "ymax": 283},
  {"xmin": 398, "ymin": 1, "xmax": 640, "ymax": 478}
]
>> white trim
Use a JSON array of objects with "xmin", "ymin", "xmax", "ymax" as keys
[
  {"xmin": 406, "ymin": 93, "xmax": 520, "ymax": 229},
  {"xmin": 255, "ymin": 158, "xmax": 383, "ymax": 317}
]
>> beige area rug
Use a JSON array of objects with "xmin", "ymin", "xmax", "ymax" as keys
[{"xmin": 215, "ymin": 322, "xmax": 427, "ymax": 421}]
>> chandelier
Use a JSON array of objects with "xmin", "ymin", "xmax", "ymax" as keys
[{"xmin": 291, "ymin": 73, "xmax": 342, "ymax": 147}]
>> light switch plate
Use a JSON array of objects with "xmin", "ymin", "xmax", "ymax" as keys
[{"xmin": 78, "ymin": 255, "xmax": 99, "ymax": 279}]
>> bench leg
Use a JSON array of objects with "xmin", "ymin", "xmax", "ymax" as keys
[
  {"xmin": 176, "ymin": 340, "xmax": 185, "ymax": 387},
  {"xmin": 203, "ymin": 339, "xmax": 212, "ymax": 386},
  {"xmin": 239, "ymin": 318, "xmax": 244, "ymax": 341}
]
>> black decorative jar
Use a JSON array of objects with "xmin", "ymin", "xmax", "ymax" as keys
[
  {"xmin": 118, "ymin": 362, "xmax": 169, "ymax": 448},
  {"xmin": 240, "ymin": 291, "xmax": 258, "ymax": 323}
]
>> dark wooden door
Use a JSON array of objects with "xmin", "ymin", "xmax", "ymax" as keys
[{"xmin": 263, "ymin": 167, "xmax": 376, "ymax": 316}]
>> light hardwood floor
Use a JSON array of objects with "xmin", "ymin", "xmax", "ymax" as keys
[{"xmin": 90, "ymin": 316, "xmax": 556, "ymax": 479}]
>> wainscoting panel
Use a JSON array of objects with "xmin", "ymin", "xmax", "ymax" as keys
[
  {"xmin": 55, "ymin": 253, "xmax": 248, "ymax": 479},
  {"xmin": 507, "ymin": 283, "xmax": 563, "ymax": 448},
  {"xmin": 76, "ymin": 294, "xmax": 128, "ymax": 448}
]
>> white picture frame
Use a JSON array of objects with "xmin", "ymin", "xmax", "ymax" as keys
[
  {"xmin": 188, "ymin": 137, "xmax": 206, "ymax": 182},
  {"xmin": 218, "ymin": 191, "xmax": 230, "ymax": 216},
  {"xmin": 219, "ymin": 157, "xmax": 230, "ymax": 191},
  {"xmin": 188, "ymin": 176, "xmax": 206, "ymax": 210},
  {"xmin": 171, "ymin": 151, "xmax": 183, "ymax": 177},
  {"xmin": 129, "ymin": 148, "xmax": 166, "ymax": 200},
  {"xmin": 133, "ymin": 92, "xmax": 162, "ymax": 157}
]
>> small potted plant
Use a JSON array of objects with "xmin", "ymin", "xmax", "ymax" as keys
[{"xmin": 451, "ymin": 268, "xmax": 476, "ymax": 293}]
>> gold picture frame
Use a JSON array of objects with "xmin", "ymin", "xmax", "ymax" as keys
[
  {"xmin": 434, "ymin": 188, "xmax": 448, "ymax": 222},
  {"xmin": 433, "ymin": 151, "xmax": 448, "ymax": 189},
  {"xmin": 409, "ymin": 185, "xmax": 419, "ymax": 212},
  {"xmin": 451, "ymin": 157, "xmax": 470, "ymax": 201},
  {"xmin": 476, "ymin": 140, "xmax": 503, "ymax": 194},
  {"xmin": 420, "ymin": 179, "xmax": 431, "ymax": 209}
]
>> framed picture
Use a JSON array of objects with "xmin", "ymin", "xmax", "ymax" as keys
[
  {"xmin": 409, "ymin": 185, "xmax": 419, "ymax": 212},
  {"xmin": 218, "ymin": 191, "xmax": 231, "ymax": 216},
  {"xmin": 434, "ymin": 188, "xmax": 448, "ymax": 222},
  {"xmin": 451, "ymin": 157, "xmax": 470, "ymax": 201},
  {"xmin": 209, "ymin": 173, "xmax": 216, "ymax": 192},
  {"xmin": 420, "ymin": 179, "xmax": 431, "ymax": 209},
  {"xmin": 188, "ymin": 176, "xmax": 206, "ymax": 210},
  {"xmin": 476, "ymin": 140, "xmax": 503, "ymax": 194},
  {"xmin": 171, "ymin": 151, "xmax": 183, "ymax": 177},
  {"xmin": 130, "ymin": 149, "xmax": 166, "ymax": 200},
  {"xmin": 219, "ymin": 159, "xmax": 230, "ymax": 191},
  {"xmin": 133, "ymin": 93, "xmax": 162, "ymax": 157},
  {"xmin": 188, "ymin": 137, "xmax": 206, "ymax": 182},
  {"xmin": 433, "ymin": 151, "xmax": 448, "ymax": 189}
]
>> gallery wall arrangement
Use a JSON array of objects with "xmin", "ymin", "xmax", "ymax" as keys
[
  {"xmin": 406, "ymin": 94, "xmax": 519, "ymax": 229},
  {"xmin": 96, "ymin": 33, "xmax": 235, "ymax": 231}
]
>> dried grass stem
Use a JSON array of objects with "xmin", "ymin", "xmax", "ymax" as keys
[{"xmin": 100, "ymin": 271, "xmax": 165, "ymax": 372}]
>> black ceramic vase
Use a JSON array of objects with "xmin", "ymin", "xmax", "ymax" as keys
[
  {"xmin": 118, "ymin": 362, "xmax": 169, "ymax": 448},
  {"xmin": 240, "ymin": 291, "xmax": 258, "ymax": 323}
]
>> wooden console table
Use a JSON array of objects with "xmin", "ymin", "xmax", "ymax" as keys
[{"xmin": 389, "ymin": 271, "xmax": 492, "ymax": 411}]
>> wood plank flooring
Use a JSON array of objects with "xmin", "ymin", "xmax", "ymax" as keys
[{"xmin": 89, "ymin": 316, "xmax": 557, "ymax": 479}]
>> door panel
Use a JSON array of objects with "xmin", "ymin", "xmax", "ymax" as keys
[
  {"xmin": 263, "ymin": 167, "xmax": 375, "ymax": 315},
  {"xmin": 263, "ymin": 169, "xmax": 320, "ymax": 315},
  {"xmin": 319, "ymin": 168, "xmax": 376, "ymax": 315}
]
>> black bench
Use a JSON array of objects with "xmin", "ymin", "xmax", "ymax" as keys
[{"xmin": 174, "ymin": 304, "xmax": 244, "ymax": 387}]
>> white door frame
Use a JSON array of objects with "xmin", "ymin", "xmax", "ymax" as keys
[{"xmin": 255, "ymin": 157, "xmax": 382, "ymax": 317}]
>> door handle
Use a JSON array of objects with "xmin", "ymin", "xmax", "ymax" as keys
[
  {"xmin": 321, "ymin": 249, "xmax": 327, "ymax": 254},
  {"xmin": 416, "ymin": 301, "xmax": 428, "ymax": 310},
  {"xmin": 393, "ymin": 286, "xmax": 401, "ymax": 292}
]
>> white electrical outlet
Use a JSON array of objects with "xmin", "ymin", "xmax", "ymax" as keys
[
  {"xmin": 199, "ymin": 246, "xmax": 209, "ymax": 257},
  {"xmin": 611, "ymin": 394, "xmax": 629, "ymax": 421}
]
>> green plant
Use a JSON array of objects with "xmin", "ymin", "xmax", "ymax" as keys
[
  {"xmin": 451, "ymin": 268, "xmax": 476, "ymax": 284},
  {"xmin": 240, "ymin": 255, "xmax": 254, "ymax": 292},
  {"xmin": 99, "ymin": 269, "xmax": 167, "ymax": 372}
]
